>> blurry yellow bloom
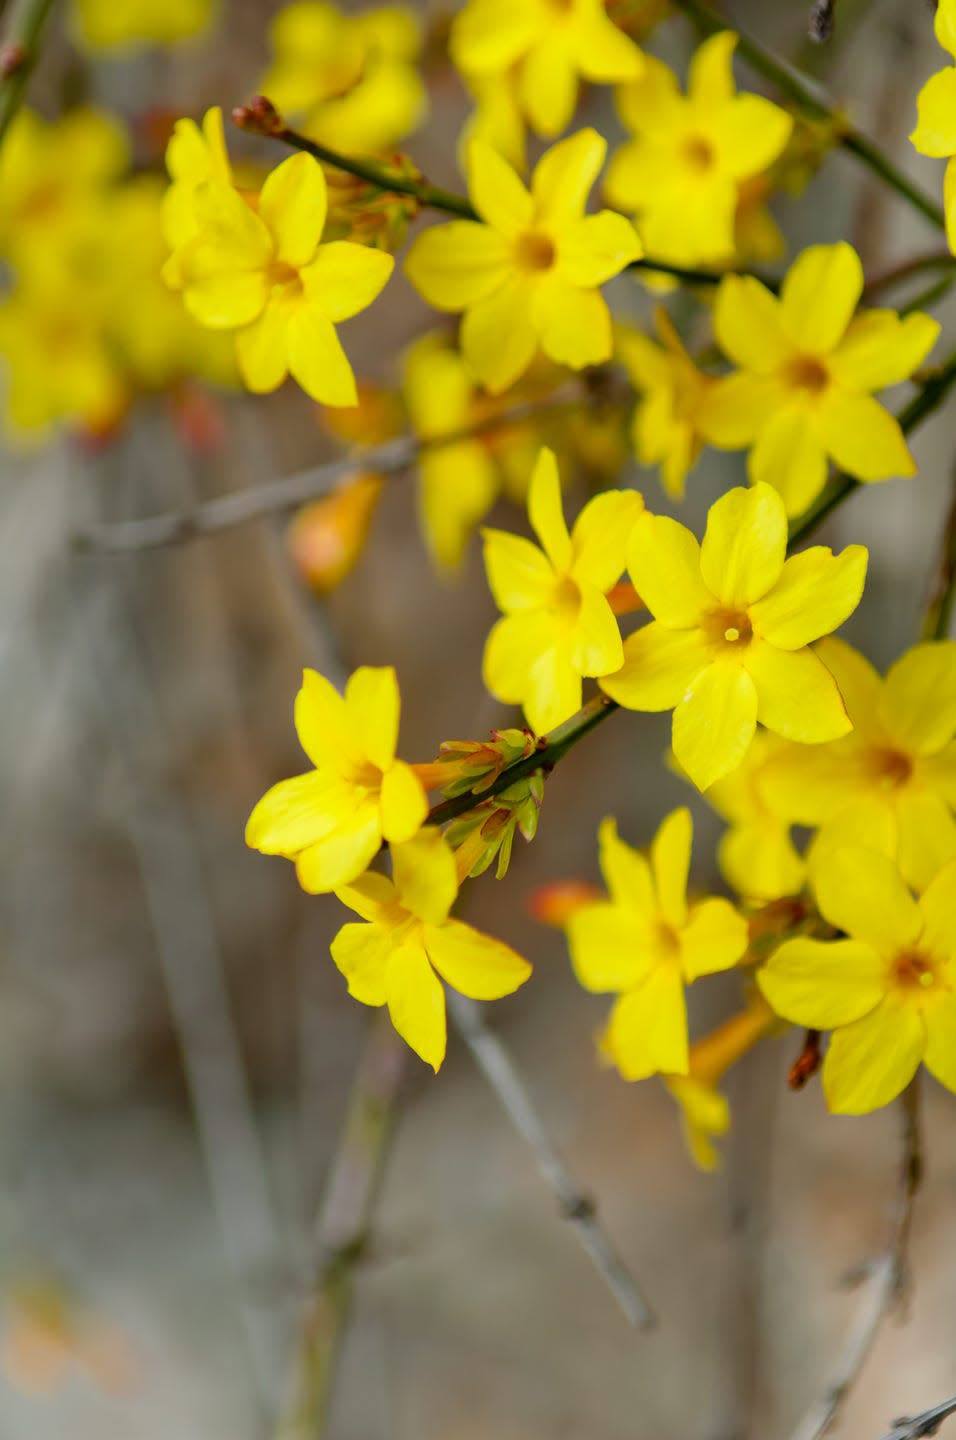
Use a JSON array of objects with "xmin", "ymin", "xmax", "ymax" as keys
[
  {"xmin": 910, "ymin": 0, "xmax": 956, "ymax": 249},
  {"xmin": 761, "ymin": 637, "xmax": 956, "ymax": 891},
  {"xmin": 616, "ymin": 311, "xmax": 714, "ymax": 499},
  {"xmin": 332, "ymin": 828, "xmax": 531, "ymax": 1070},
  {"xmin": 482, "ymin": 447, "xmax": 643, "ymax": 733},
  {"xmin": 699, "ymin": 243, "xmax": 940, "ymax": 515},
  {"xmin": 287, "ymin": 472, "xmax": 383, "ymax": 592},
  {"xmin": 605, "ymin": 33, "xmax": 792, "ymax": 266},
  {"xmin": 450, "ymin": 0, "xmax": 643, "ymax": 138},
  {"xmin": 246, "ymin": 666, "xmax": 427, "ymax": 892},
  {"xmin": 601, "ymin": 483, "xmax": 867, "ymax": 791},
  {"xmin": 404, "ymin": 129, "xmax": 642, "ymax": 394},
  {"xmin": 664, "ymin": 991, "xmax": 776, "ymax": 1169},
  {"xmin": 161, "ymin": 107, "xmax": 233, "ymax": 269},
  {"xmin": 569, "ymin": 809, "xmax": 748, "ymax": 1079},
  {"xmin": 458, "ymin": 66, "xmax": 528, "ymax": 173},
  {"xmin": 71, "ymin": 0, "xmax": 215, "ymax": 48},
  {"xmin": 170, "ymin": 152, "xmax": 393, "ymax": 405},
  {"xmin": 759, "ymin": 846, "xmax": 956, "ymax": 1113},
  {"xmin": 703, "ymin": 730, "xmax": 806, "ymax": 901},
  {"xmin": 261, "ymin": 1, "xmax": 426, "ymax": 153}
]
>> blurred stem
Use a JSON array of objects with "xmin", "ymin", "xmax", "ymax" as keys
[
  {"xmin": 669, "ymin": 0, "xmax": 945, "ymax": 231},
  {"xmin": 921, "ymin": 465, "xmax": 956, "ymax": 640},
  {"xmin": 0, "ymin": 0, "xmax": 58, "ymax": 147},
  {"xmin": 862, "ymin": 251, "xmax": 956, "ymax": 302}
]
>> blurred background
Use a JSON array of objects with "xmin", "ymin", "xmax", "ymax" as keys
[{"xmin": 1, "ymin": 0, "xmax": 955, "ymax": 1436}]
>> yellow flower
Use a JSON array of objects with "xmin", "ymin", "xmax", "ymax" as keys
[
  {"xmin": 449, "ymin": 0, "xmax": 643, "ymax": 139},
  {"xmin": 605, "ymin": 33, "xmax": 792, "ymax": 266},
  {"xmin": 616, "ymin": 310, "xmax": 714, "ymax": 499},
  {"xmin": 404, "ymin": 129, "xmax": 642, "ymax": 394},
  {"xmin": 703, "ymin": 730, "xmax": 806, "ymax": 901},
  {"xmin": 70, "ymin": 0, "xmax": 215, "ymax": 48},
  {"xmin": 161, "ymin": 107, "xmax": 233, "ymax": 269},
  {"xmin": 260, "ymin": 2, "xmax": 426, "ymax": 154},
  {"xmin": 569, "ymin": 809, "xmax": 749, "ymax": 1079},
  {"xmin": 910, "ymin": 0, "xmax": 956, "ymax": 249},
  {"xmin": 759, "ymin": 846, "xmax": 956, "ymax": 1113},
  {"xmin": 698, "ymin": 242, "xmax": 940, "ymax": 515},
  {"xmin": 760, "ymin": 637, "xmax": 956, "ymax": 891},
  {"xmin": 664, "ymin": 992, "xmax": 776, "ymax": 1169},
  {"xmin": 332, "ymin": 828, "xmax": 532, "ymax": 1070},
  {"xmin": 482, "ymin": 447, "xmax": 643, "ymax": 733},
  {"xmin": 601, "ymin": 482, "xmax": 867, "ymax": 791},
  {"xmin": 245, "ymin": 666, "xmax": 427, "ymax": 892},
  {"xmin": 170, "ymin": 152, "xmax": 393, "ymax": 406},
  {"xmin": 458, "ymin": 65, "xmax": 528, "ymax": 173}
]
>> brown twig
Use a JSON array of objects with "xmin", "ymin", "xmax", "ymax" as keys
[
  {"xmin": 787, "ymin": 1078, "xmax": 923, "ymax": 1440},
  {"xmin": 878, "ymin": 1395, "xmax": 956, "ymax": 1440}
]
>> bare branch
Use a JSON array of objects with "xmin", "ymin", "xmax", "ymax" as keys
[
  {"xmin": 878, "ymin": 1395, "xmax": 956, "ymax": 1440},
  {"xmin": 788, "ymin": 1079, "xmax": 923, "ymax": 1440},
  {"xmin": 447, "ymin": 992, "xmax": 655, "ymax": 1329}
]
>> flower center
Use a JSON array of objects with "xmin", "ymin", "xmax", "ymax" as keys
[
  {"xmin": 655, "ymin": 922, "xmax": 681, "ymax": 959},
  {"xmin": 682, "ymin": 135, "xmax": 716, "ymax": 172},
  {"xmin": 515, "ymin": 230, "xmax": 556, "ymax": 272},
  {"xmin": 268, "ymin": 259, "xmax": 302, "ymax": 291},
  {"xmin": 704, "ymin": 607, "xmax": 753, "ymax": 649},
  {"xmin": 351, "ymin": 759, "xmax": 382, "ymax": 791},
  {"xmin": 892, "ymin": 949, "xmax": 939, "ymax": 992},
  {"xmin": 866, "ymin": 745, "xmax": 914, "ymax": 791},
  {"xmin": 786, "ymin": 354, "xmax": 830, "ymax": 393},
  {"xmin": 549, "ymin": 575, "xmax": 581, "ymax": 622}
]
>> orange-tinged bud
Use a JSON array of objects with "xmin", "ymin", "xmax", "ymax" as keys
[
  {"xmin": 287, "ymin": 472, "xmax": 383, "ymax": 593},
  {"xmin": 319, "ymin": 381, "xmax": 404, "ymax": 446},
  {"xmin": 528, "ymin": 879, "xmax": 602, "ymax": 928}
]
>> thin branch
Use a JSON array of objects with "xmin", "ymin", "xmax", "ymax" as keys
[
  {"xmin": 878, "ymin": 1395, "xmax": 956, "ymax": 1440},
  {"xmin": 447, "ymin": 992, "xmax": 655, "ymax": 1328},
  {"xmin": 669, "ymin": 0, "xmax": 945, "ymax": 231},
  {"xmin": 788, "ymin": 1078, "xmax": 923, "ymax": 1440},
  {"xmin": 0, "ymin": 0, "xmax": 58, "ymax": 147},
  {"xmin": 922, "ymin": 463, "xmax": 956, "ymax": 640},
  {"xmin": 234, "ymin": 98, "xmax": 779, "ymax": 292},
  {"xmin": 272, "ymin": 1013, "xmax": 407, "ymax": 1440},
  {"xmin": 862, "ymin": 252, "xmax": 956, "ymax": 302},
  {"xmin": 74, "ymin": 395, "xmax": 584, "ymax": 552}
]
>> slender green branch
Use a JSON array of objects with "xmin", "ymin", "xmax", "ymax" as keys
[
  {"xmin": 862, "ymin": 250, "xmax": 956, "ymax": 302},
  {"xmin": 233, "ymin": 99, "xmax": 778, "ymax": 291},
  {"xmin": 788, "ymin": 346, "xmax": 956, "ymax": 549},
  {"xmin": 0, "ymin": 0, "xmax": 58, "ymax": 148},
  {"xmin": 669, "ymin": 0, "xmax": 945, "ymax": 232}
]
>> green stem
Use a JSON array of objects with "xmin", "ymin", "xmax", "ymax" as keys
[
  {"xmin": 426, "ymin": 694, "xmax": 619, "ymax": 829},
  {"xmin": 788, "ymin": 346, "xmax": 956, "ymax": 549},
  {"xmin": 922, "ymin": 473, "xmax": 956, "ymax": 641},
  {"xmin": 0, "ymin": 0, "xmax": 58, "ymax": 148},
  {"xmin": 259, "ymin": 115, "xmax": 778, "ymax": 290},
  {"xmin": 669, "ymin": 0, "xmax": 945, "ymax": 232},
  {"xmin": 862, "ymin": 250, "xmax": 956, "ymax": 302}
]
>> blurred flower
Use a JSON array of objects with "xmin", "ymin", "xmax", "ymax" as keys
[
  {"xmin": 287, "ymin": 472, "xmax": 384, "ymax": 592},
  {"xmin": 616, "ymin": 311, "xmax": 714, "ymax": 499},
  {"xmin": 332, "ymin": 828, "xmax": 531, "ymax": 1069},
  {"xmin": 702, "ymin": 730, "xmax": 806, "ymax": 902},
  {"xmin": 71, "ymin": 0, "xmax": 215, "ymax": 49}
]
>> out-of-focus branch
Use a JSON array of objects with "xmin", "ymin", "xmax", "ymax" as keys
[
  {"xmin": 877, "ymin": 1395, "xmax": 956, "ymax": 1440},
  {"xmin": 669, "ymin": 0, "xmax": 945, "ymax": 231},
  {"xmin": 0, "ymin": 0, "xmax": 58, "ymax": 147},
  {"xmin": 862, "ymin": 252, "xmax": 956, "ymax": 303},
  {"xmin": 273, "ymin": 1013, "xmax": 407, "ymax": 1440},
  {"xmin": 788, "ymin": 1079, "xmax": 923, "ymax": 1440},
  {"xmin": 447, "ymin": 992, "xmax": 655, "ymax": 1329},
  {"xmin": 74, "ymin": 395, "xmax": 586, "ymax": 552},
  {"xmin": 922, "ymin": 464, "xmax": 956, "ymax": 640}
]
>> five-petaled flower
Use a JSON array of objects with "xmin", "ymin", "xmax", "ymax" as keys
[
  {"xmin": 568, "ymin": 808, "xmax": 749, "ymax": 1079},
  {"xmin": 759, "ymin": 846, "xmax": 956, "ymax": 1113},
  {"xmin": 600, "ymin": 482, "xmax": 868, "ymax": 791},
  {"xmin": 404, "ymin": 129, "xmax": 642, "ymax": 394},
  {"xmin": 698, "ymin": 242, "xmax": 940, "ymax": 515},
  {"xmin": 167, "ymin": 150, "xmax": 394, "ymax": 405},
  {"xmin": 332, "ymin": 828, "xmax": 532, "ymax": 1070},
  {"xmin": 910, "ymin": 0, "xmax": 956, "ymax": 250},
  {"xmin": 482, "ymin": 447, "xmax": 643, "ymax": 734},
  {"xmin": 245, "ymin": 665, "xmax": 427, "ymax": 892}
]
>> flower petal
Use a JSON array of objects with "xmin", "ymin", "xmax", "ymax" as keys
[
  {"xmin": 286, "ymin": 306, "xmax": 358, "ymax": 406},
  {"xmin": 296, "ymin": 806, "xmax": 382, "ymax": 892},
  {"xmin": 757, "ymin": 937, "xmax": 885, "ymax": 1027},
  {"xmin": 680, "ymin": 897, "xmax": 749, "ymax": 979},
  {"xmin": 344, "ymin": 665, "xmax": 400, "ymax": 770},
  {"xmin": 687, "ymin": 29, "xmax": 736, "ymax": 105},
  {"xmin": 713, "ymin": 274, "xmax": 790, "ymax": 374},
  {"xmin": 235, "ymin": 304, "xmax": 288, "ymax": 392},
  {"xmin": 651, "ymin": 806, "xmax": 691, "ymax": 928},
  {"xmin": 626, "ymin": 511, "xmax": 712, "ymax": 627},
  {"xmin": 386, "ymin": 941, "xmax": 447, "ymax": 1071},
  {"xmin": 923, "ymin": 993, "xmax": 956, "ymax": 1094},
  {"xmin": 714, "ymin": 94, "xmax": 794, "ymax": 178},
  {"xmin": 750, "ymin": 545, "xmax": 868, "ymax": 649},
  {"xmin": 812, "ymin": 637, "xmax": 883, "ymax": 735},
  {"xmin": 523, "ymin": 643, "xmax": 582, "ymax": 734},
  {"xmin": 672, "ymin": 660, "xmax": 758, "ymax": 792},
  {"xmin": 597, "ymin": 815, "xmax": 655, "ymax": 915},
  {"xmin": 915, "ymin": 855, "xmax": 956, "ymax": 956},
  {"xmin": 822, "ymin": 997, "xmax": 924, "ymax": 1114},
  {"xmin": 748, "ymin": 406, "xmax": 829, "ymax": 517},
  {"xmin": 828, "ymin": 310, "xmax": 940, "ymax": 390},
  {"xmin": 449, "ymin": 0, "xmax": 538, "ymax": 73},
  {"xmin": 812, "ymin": 844, "xmax": 922, "ymax": 955},
  {"xmin": 245, "ymin": 770, "xmax": 348, "ymax": 854},
  {"xmin": 301, "ymin": 241, "xmax": 393, "ymax": 322},
  {"xmin": 518, "ymin": 36, "xmax": 579, "ymax": 137},
  {"xmin": 294, "ymin": 667, "xmax": 355, "ymax": 768},
  {"xmin": 334, "ymin": 871, "xmax": 396, "ymax": 924},
  {"xmin": 570, "ymin": 582, "xmax": 623, "ymax": 676},
  {"xmin": 718, "ymin": 821, "xmax": 805, "ymax": 902},
  {"xmin": 330, "ymin": 921, "xmax": 390, "ymax": 1005},
  {"xmin": 483, "ymin": 610, "xmax": 557, "ymax": 703},
  {"xmin": 896, "ymin": 792, "xmax": 956, "ymax": 892},
  {"xmin": 531, "ymin": 279, "xmax": 612, "ymax": 371},
  {"xmin": 257, "ymin": 152, "xmax": 326, "ymax": 267},
  {"xmin": 700, "ymin": 482, "xmax": 787, "ymax": 607},
  {"xmin": 816, "ymin": 389, "xmax": 915, "ymax": 480},
  {"xmin": 527, "ymin": 446, "xmax": 571, "ymax": 570},
  {"xmin": 404, "ymin": 221, "xmax": 512, "ymax": 310},
  {"xmin": 482, "ymin": 528, "xmax": 554, "ymax": 611},
  {"xmin": 570, "ymin": 488, "xmax": 644, "ymax": 592},
  {"xmin": 461, "ymin": 274, "xmax": 538, "ymax": 393},
  {"xmin": 745, "ymin": 641, "xmax": 852, "ymax": 742},
  {"xmin": 556, "ymin": 210, "xmax": 642, "ymax": 285},
  {"xmin": 696, "ymin": 372, "xmax": 779, "ymax": 448},
  {"xmin": 779, "ymin": 242, "xmax": 863, "ymax": 353},
  {"xmin": 531, "ymin": 127, "xmax": 605, "ymax": 221},
  {"xmin": 425, "ymin": 918, "xmax": 531, "ymax": 999},
  {"xmin": 467, "ymin": 139, "xmax": 534, "ymax": 234},
  {"xmin": 603, "ymin": 968, "xmax": 689, "ymax": 1079},
  {"xmin": 379, "ymin": 760, "xmax": 428, "ymax": 844},
  {"xmin": 880, "ymin": 641, "xmax": 956, "ymax": 754},
  {"xmin": 910, "ymin": 66, "xmax": 956, "ymax": 157},
  {"xmin": 391, "ymin": 829, "xmax": 458, "ymax": 925},
  {"xmin": 600, "ymin": 623, "xmax": 711, "ymax": 711}
]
